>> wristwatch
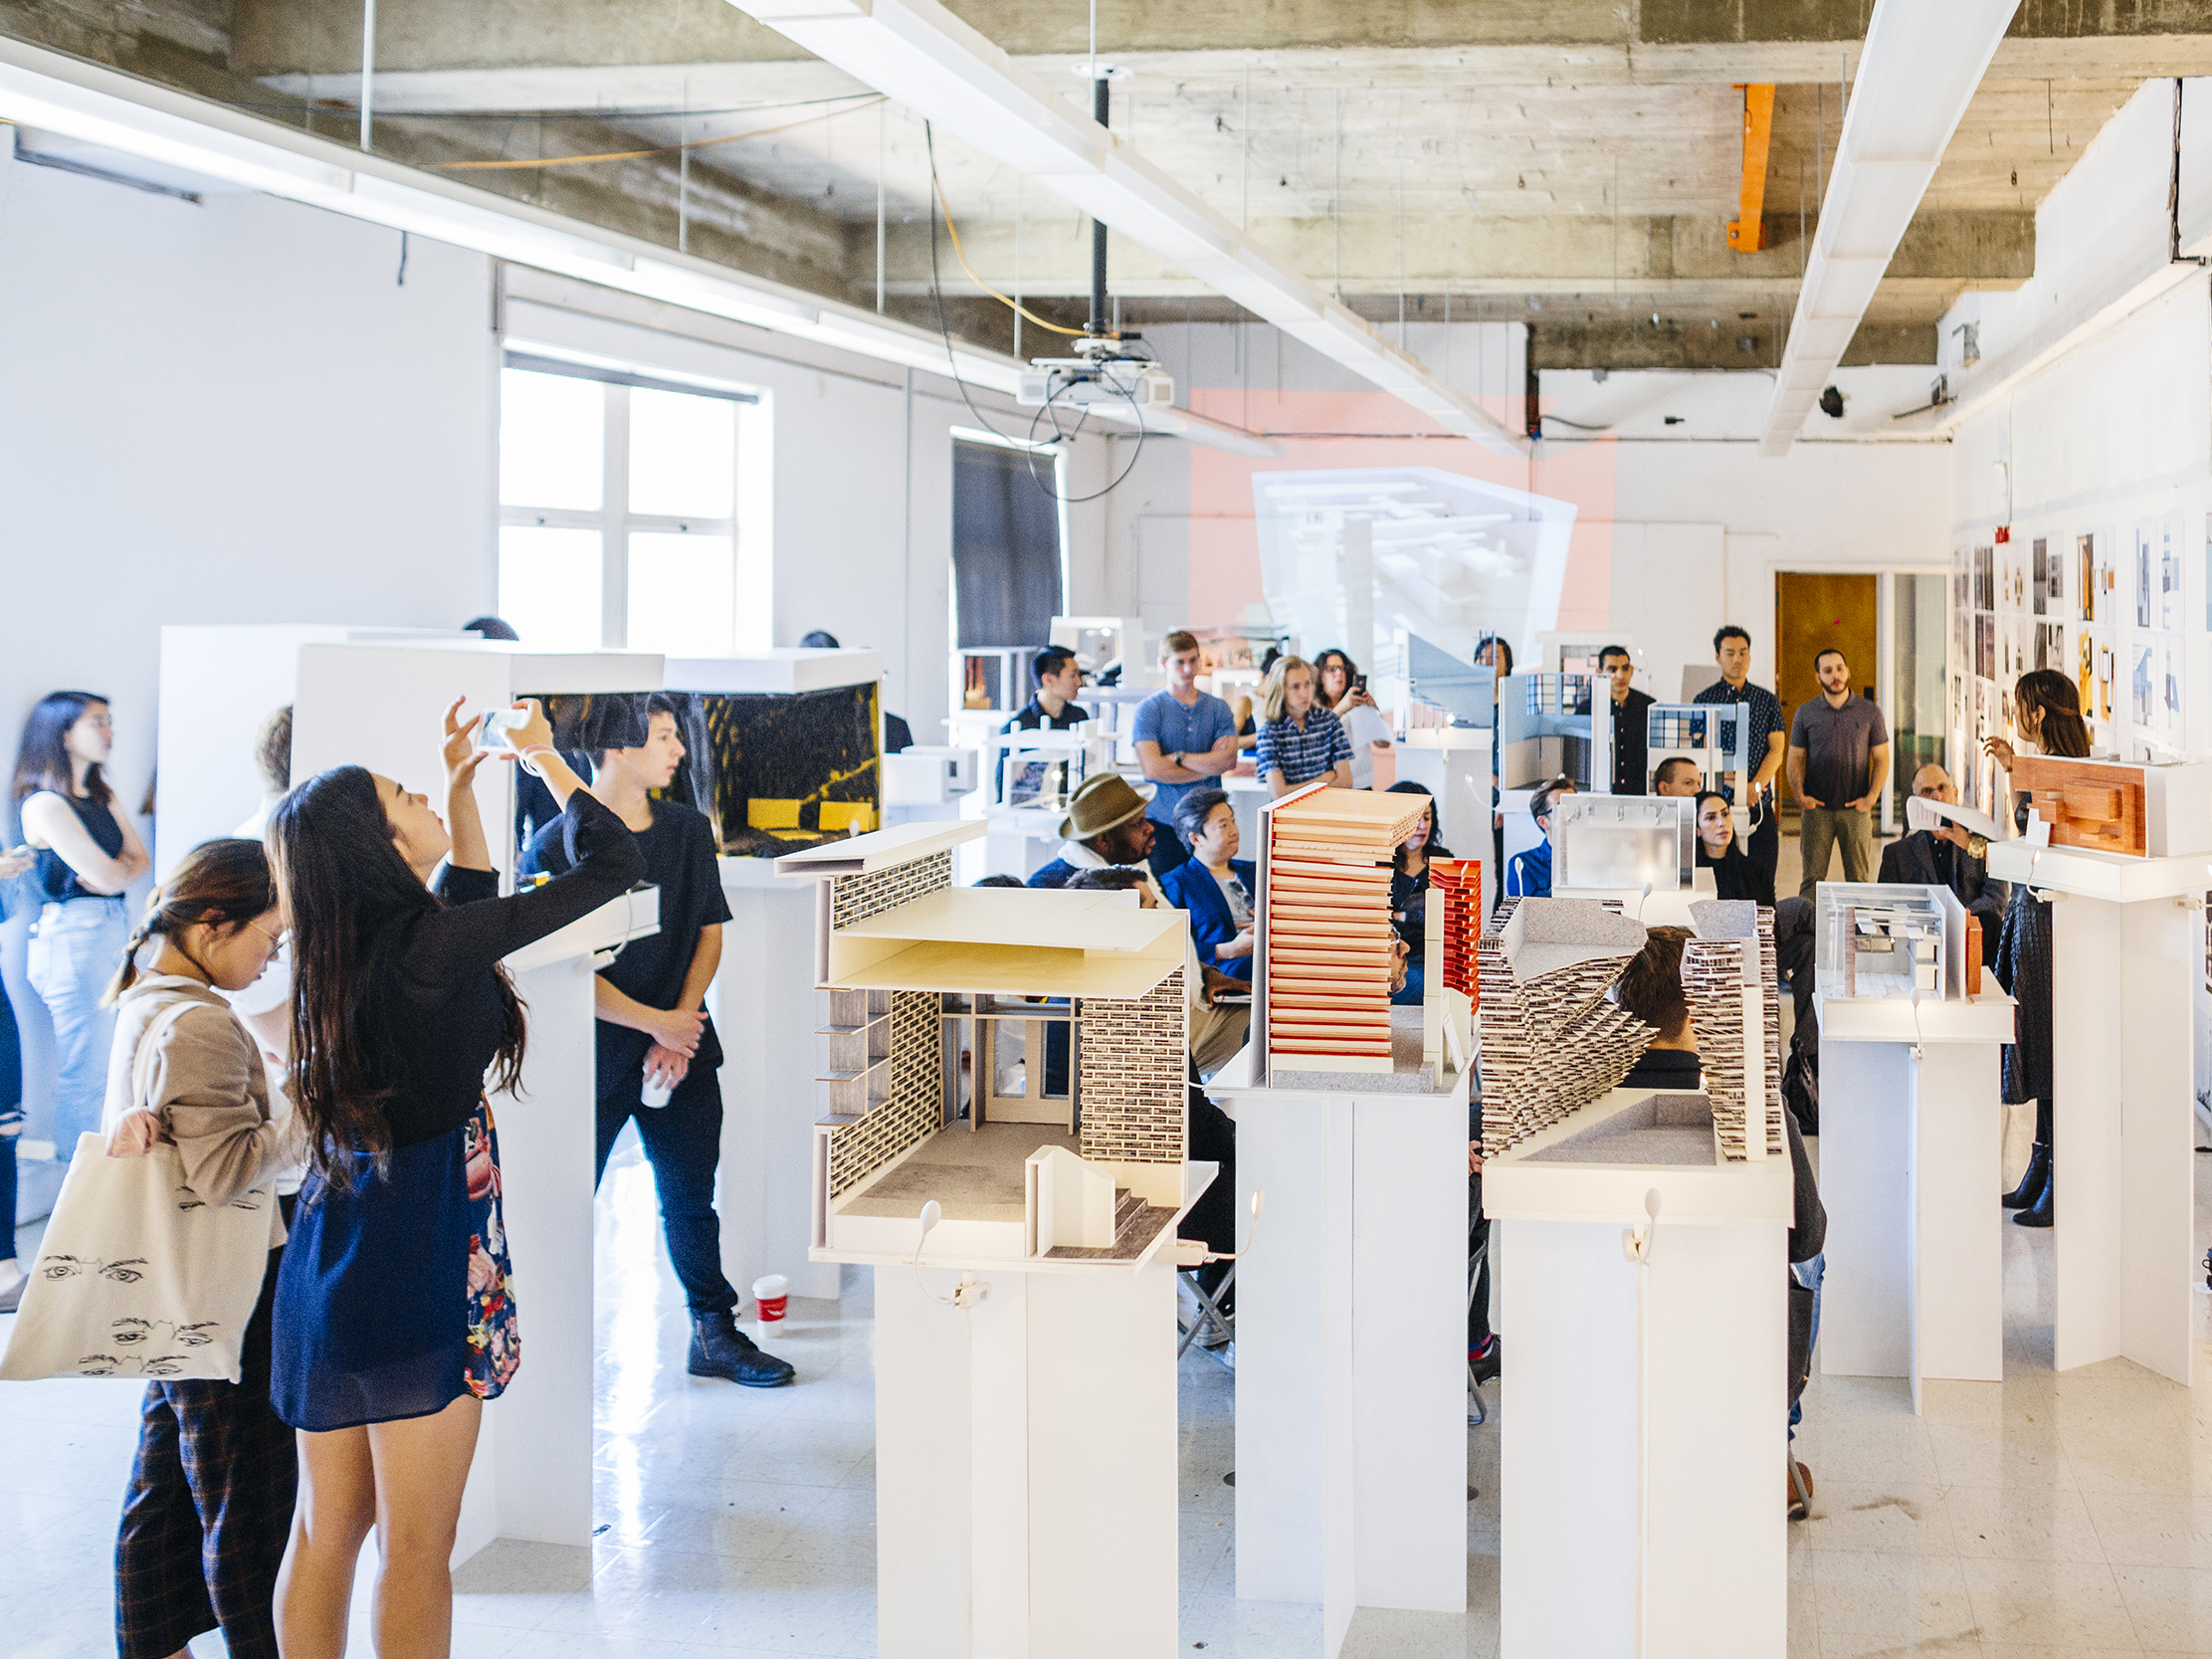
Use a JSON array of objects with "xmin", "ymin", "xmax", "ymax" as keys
[{"xmin": 1965, "ymin": 832, "xmax": 1989, "ymax": 861}]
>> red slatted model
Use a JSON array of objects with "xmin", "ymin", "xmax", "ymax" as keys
[
  {"xmin": 1264, "ymin": 787, "xmax": 1432, "ymax": 1073},
  {"xmin": 1429, "ymin": 858, "xmax": 1484, "ymax": 1011}
]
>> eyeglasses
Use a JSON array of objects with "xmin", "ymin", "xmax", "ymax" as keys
[{"xmin": 250, "ymin": 921, "xmax": 290, "ymax": 950}]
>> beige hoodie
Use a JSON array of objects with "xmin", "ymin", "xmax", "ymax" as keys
[{"xmin": 100, "ymin": 974, "xmax": 299, "ymax": 1247}]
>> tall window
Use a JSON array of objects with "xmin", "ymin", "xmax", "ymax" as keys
[
  {"xmin": 497, "ymin": 351, "xmax": 763, "ymax": 654},
  {"xmin": 951, "ymin": 439, "xmax": 1064, "ymax": 706}
]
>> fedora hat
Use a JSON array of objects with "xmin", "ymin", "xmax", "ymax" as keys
[{"xmin": 1059, "ymin": 772, "xmax": 1156, "ymax": 842}]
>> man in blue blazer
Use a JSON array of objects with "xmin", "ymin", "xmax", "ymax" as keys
[{"xmin": 1157, "ymin": 787, "xmax": 1257, "ymax": 979}]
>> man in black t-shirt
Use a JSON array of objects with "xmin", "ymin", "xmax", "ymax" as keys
[{"xmin": 523, "ymin": 697, "xmax": 794, "ymax": 1388}]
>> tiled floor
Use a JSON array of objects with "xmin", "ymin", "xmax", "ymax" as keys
[{"xmin": 8, "ymin": 1135, "xmax": 2212, "ymax": 1659}]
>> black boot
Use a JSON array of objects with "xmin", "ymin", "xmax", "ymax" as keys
[
  {"xmin": 689, "ymin": 1310, "xmax": 796, "ymax": 1387},
  {"xmin": 2014, "ymin": 1169, "xmax": 2054, "ymax": 1228},
  {"xmin": 2003, "ymin": 1141, "xmax": 2050, "ymax": 1209}
]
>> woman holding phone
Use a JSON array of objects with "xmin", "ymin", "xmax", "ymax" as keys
[{"xmin": 268, "ymin": 699, "xmax": 643, "ymax": 1658}]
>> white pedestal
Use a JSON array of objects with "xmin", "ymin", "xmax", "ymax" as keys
[
  {"xmin": 873, "ymin": 1260, "xmax": 1179, "ymax": 1659},
  {"xmin": 711, "ymin": 858, "xmax": 840, "ymax": 1303},
  {"xmin": 440, "ymin": 890, "xmax": 659, "ymax": 1587},
  {"xmin": 1487, "ymin": 1092, "xmax": 1791, "ymax": 1659},
  {"xmin": 1815, "ymin": 991, "xmax": 2016, "ymax": 1408},
  {"xmin": 1987, "ymin": 842, "xmax": 2204, "ymax": 1382},
  {"xmin": 1207, "ymin": 1054, "xmax": 1473, "ymax": 1653}
]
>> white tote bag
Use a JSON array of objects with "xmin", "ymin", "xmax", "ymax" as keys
[{"xmin": 1, "ymin": 1001, "xmax": 276, "ymax": 1383}]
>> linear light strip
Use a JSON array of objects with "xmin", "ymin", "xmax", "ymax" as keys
[
  {"xmin": 0, "ymin": 36, "xmax": 1278, "ymax": 456},
  {"xmin": 723, "ymin": 0, "xmax": 1524, "ymax": 458},
  {"xmin": 1758, "ymin": 0, "xmax": 2023, "ymax": 457}
]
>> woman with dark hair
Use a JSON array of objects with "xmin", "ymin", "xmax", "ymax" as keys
[
  {"xmin": 1983, "ymin": 668, "xmax": 2093, "ymax": 1228},
  {"xmin": 1385, "ymin": 780, "xmax": 1450, "ymax": 1005},
  {"xmin": 0, "ymin": 843, "xmax": 27, "ymax": 1313},
  {"xmin": 1476, "ymin": 637, "xmax": 1514, "ymax": 900},
  {"xmin": 1693, "ymin": 790, "xmax": 1760, "ymax": 903},
  {"xmin": 101, "ymin": 838, "xmax": 297, "ymax": 1659},
  {"xmin": 1312, "ymin": 648, "xmax": 1394, "ymax": 789},
  {"xmin": 267, "ymin": 700, "xmax": 643, "ymax": 1658},
  {"xmin": 14, "ymin": 691, "xmax": 151, "ymax": 1159}
]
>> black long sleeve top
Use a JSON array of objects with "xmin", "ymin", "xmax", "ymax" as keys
[{"xmin": 376, "ymin": 790, "xmax": 644, "ymax": 1148}]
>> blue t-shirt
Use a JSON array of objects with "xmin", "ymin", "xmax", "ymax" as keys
[{"xmin": 1130, "ymin": 689, "xmax": 1239, "ymax": 823}]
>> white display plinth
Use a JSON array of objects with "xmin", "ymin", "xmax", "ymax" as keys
[
  {"xmin": 711, "ymin": 857, "xmax": 839, "ymax": 1302},
  {"xmin": 1815, "ymin": 990, "xmax": 2016, "ymax": 1407},
  {"xmin": 874, "ymin": 1259, "xmax": 1179, "ymax": 1659},
  {"xmin": 451, "ymin": 888, "xmax": 661, "ymax": 1582},
  {"xmin": 1206, "ymin": 1040, "xmax": 1473, "ymax": 1655},
  {"xmin": 1986, "ymin": 841, "xmax": 2204, "ymax": 1382},
  {"xmin": 1486, "ymin": 1089, "xmax": 1791, "ymax": 1659}
]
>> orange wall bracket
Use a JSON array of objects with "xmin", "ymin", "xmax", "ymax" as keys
[{"xmin": 1727, "ymin": 84, "xmax": 1775, "ymax": 253}]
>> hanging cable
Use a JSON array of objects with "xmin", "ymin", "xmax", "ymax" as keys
[{"xmin": 923, "ymin": 136, "xmax": 1086, "ymax": 335}]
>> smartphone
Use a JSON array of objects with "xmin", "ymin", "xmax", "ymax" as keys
[{"xmin": 1351, "ymin": 674, "xmax": 1367, "ymax": 695}]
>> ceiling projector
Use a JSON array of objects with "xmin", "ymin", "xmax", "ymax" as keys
[{"xmin": 1017, "ymin": 343, "xmax": 1175, "ymax": 410}]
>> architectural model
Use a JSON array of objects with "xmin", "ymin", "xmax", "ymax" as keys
[
  {"xmin": 1547, "ymin": 793, "xmax": 1695, "ymax": 891},
  {"xmin": 775, "ymin": 823, "xmax": 1202, "ymax": 1267},
  {"xmin": 1644, "ymin": 702, "xmax": 1753, "ymax": 796},
  {"xmin": 1814, "ymin": 885, "xmax": 1964, "ymax": 1001},
  {"xmin": 1429, "ymin": 858, "xmax": 1483, "ymax": 1008},
  {"xmin": 1475, "ymin": 899, "xmax": 1655, "ymax": 1153},
  {"xmin": 1681, "ymin": 901, "xmax": 1786, "ymax": 1159},
  {"xmin": 1258, "ymin": 784, "xmax": 1433, "ymax": 1076},
  {"xmin": 2009, "ymin": 753, "xmax": 2212, "ymax": 859},
  {"xmin": 1499, "ymin": 672, "xmax": 1611, "ymax": 793}
]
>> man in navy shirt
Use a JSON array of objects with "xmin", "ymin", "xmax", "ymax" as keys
[
  {"xmin": 1693, "ymin": 625, "xmax": 1785, "ymax": 907},
  {"xmin": 1131, "ymin": 629, "xmax": 1240, "ymax": 877},
  {"xmin": 1505, "ymin": 778, "xmax": 1574, "ymax": 898},
  {"xmin": 523, "ymin": 696, "xmax": 793, "ymax": 1389},
  {"xmin": 1003, "ymin": 646, "xmax": 1089, "ymax": 732}
]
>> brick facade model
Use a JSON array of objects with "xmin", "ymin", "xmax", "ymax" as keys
[
  {"xmin": 830, "ymin": 848, "xmax": 952, "ymax": 931},
  {"xmin": 1077, "ymin": 966, "xmax": 1187, "ymax": 1165},
  {"xmin": 825, "ymin": 987, "xmax": 943, "ymax": 1198}
]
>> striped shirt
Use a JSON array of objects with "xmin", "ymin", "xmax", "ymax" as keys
[{"xmin": 1256, "ymin": 707, "xmax": 1354, "ymax": 788}]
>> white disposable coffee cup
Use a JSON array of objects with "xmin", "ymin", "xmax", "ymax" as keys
[
  {"xmin": 642, "ymin": 1059, "xmax": 673, "ymax": 1109},
  {"xmin": 752, "ymin": 1274, "xmax": 789, "ymax": 1323}
]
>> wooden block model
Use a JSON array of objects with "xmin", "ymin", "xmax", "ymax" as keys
[
  {"xmin": 1475, "ymin": 899, "xmax": 1655, "ymax": 1154},
  {"xmin": 2011, "ymin": 754, "xmax": 2145, "ymax": 857},
  {"xmin": 1261, "ymin": 785, "xmax": 1433, "ymax": 1075},
  {"xmin": 1429, "ymin": 857, "xmax": 1484, "ymax": 1009},
  {"xmin": 1965, "ymin": 915, "xmax": 1982, "ymax": 997}
]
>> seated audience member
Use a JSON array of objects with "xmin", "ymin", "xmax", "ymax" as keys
[
  {"xmin": 1065, "ymin": 866, "xmax": 1154, "ymax": 904},
  {"xmin": 1254, "ymin": 656, "xmax": 1353, "ymax": 797},
  {"xmin": 1073, "ymin": 865, "xmax": 1252, "ymax": 1077},
  {"xmin": 1387, "ymin": 780, "xmax": 1448, "ymax": 1005},
  {"xmin": 1004, "ymin": 647, "xmax": 1089, "ymax": 733},
  {"xmin": 1653, "ymin": 756, "xmax": 1701, "ymax": 797},
  {"xmin": 1158, "ymin": 788, "xmax": 1256, "ymax": 979},
  {"xmin": 1028, "ymin": 774, "xmax": 1157, "ymax": 890},
  {"xmin": 803, "ymin": 629, "xmax": 912, "ymax": 749},
  {"xmin": 1878, "ymin": 763, "xmax": 2007, "ymax": 931},
  {"xmin": 1504, "ymin": 777, "xmax": 1574, "ymax": 899},
  {"xmin": 1312, "ymin": 648, "xmax": 1394, "ymax": 790},
  {"xmin": 972, "ymin": 874, "xmax": 1026, "ymax": 889},
  {"xmin": 1612, "ymin": 924, "xmax": 1827, "ymax": 1513},
  {"xmin": 1179, "ymin": 1061, "xmax": 1240, "ymax": 1346},
  {"xmin": 1696, "ymin": 790, "xmax": 1816, "ymax": 1021}
]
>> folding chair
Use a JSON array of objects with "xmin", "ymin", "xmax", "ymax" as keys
[{"xmin": 1173, "ymin": 1239, "xmax": 1236, "ymax": 1367}]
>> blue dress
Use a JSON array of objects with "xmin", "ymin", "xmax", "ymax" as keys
[{"xmin": 272, "ymin": 792, "xmax": 643, "ymax": 1432}]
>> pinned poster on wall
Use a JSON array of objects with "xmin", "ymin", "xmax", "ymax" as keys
[
  {"xmin": 2078, "ymin": 532, "xmax": 2098, "ymax": 623},
  {"xmin": 2134, "ymin": 521, "xmax": 2155, "ymax": 629},
  {"xmin": 2076, "ymin": 629, "xmax": 2098, "ymax": 723}
]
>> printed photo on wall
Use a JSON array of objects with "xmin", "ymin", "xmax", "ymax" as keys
[
  {"xmin": 2135, "ymin": 522, "xmax": 2154, "ymax": 629},
  {"xmin": 2076, "ymin": 629, "xmax": 2097, "ymax": 719},
  {"xmin": 2079, "ymin": 532, "xmax": 2097, "ymax": 622},
  {"xmin": 2159, "ymin": 516, "xmax": 2181, "ymax": 630},
  {"xmin": 1974, "ymin": 544, "xmax": 1996, "ymax": 612},
  {"xmin": 2035, "ymin": 622, "xmax": 2065, "ymax": 672},
  {"xmin": 2031, "ymin": 538, "xmax": 2049, "ymax": 616},
  {"xmin": 2162, "ymin": 637, "xmax": 2185, "ymax": 744},
  {"xmin": 2131, "ymin": 643, "xmax": 2155, "ymax": 728},
  {"xmin": 2097, "ymin": 639, "xmax": 2117, "ymax": 723}
]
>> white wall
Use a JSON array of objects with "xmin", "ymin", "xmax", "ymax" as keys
[{"xmin": 0, "ymin": 147, "xmax": 500, "ymax": 1142}]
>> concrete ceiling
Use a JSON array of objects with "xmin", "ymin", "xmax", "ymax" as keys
[{"xmin": 12, "ymin": 0, "xmax": 2212, "ymax": 368}]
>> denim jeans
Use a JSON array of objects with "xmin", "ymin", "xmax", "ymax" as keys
[
  {"xmin": 26, "ymin": 897, "xmax": 129, "ymax": 1158},
  {"xmin": 595, "ymin": 1062, "xmax": 739, "ymax": 1316},
  {"xmin": 1789, "ymin": 1252, "xmax": 1826, "ymax": 1434}
]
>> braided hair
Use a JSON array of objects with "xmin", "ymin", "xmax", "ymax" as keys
[{"xmin": 101, "ymin": 837, "xmax": 276, "ymax": 1005}]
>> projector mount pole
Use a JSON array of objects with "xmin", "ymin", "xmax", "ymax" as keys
[{"xmin": 1088, "ymin": 69, "xmax": 1110, "ymax": 341}]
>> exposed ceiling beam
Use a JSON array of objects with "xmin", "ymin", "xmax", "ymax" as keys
[
  {"xmin": 1760, "ymin": 0, "xmax": 2024, "ymax": 457},
  {"xmin": 722, "ymin": 0, "xmax": 1525, "ymax": 458},
  {"xmin": 0, "ymin": 35, "xmax": 1279, "ymax": 457}
]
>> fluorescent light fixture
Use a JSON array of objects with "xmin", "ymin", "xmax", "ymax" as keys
[
  {"xmin": 721, "ymin": 0, "xmax": 1522, "ymax": 456},
  {"xmin": 1761, "ymin": 0, "xmax": 2021, "ymax": 456},
  {"xmin": 349, "ymin": 174, "xmax": 632, "ymax": 271}
]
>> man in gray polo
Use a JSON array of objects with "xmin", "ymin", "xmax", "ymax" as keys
[{"xmin": 1786, "ymin": 648, "xmax": 1890, "ymax": 900}]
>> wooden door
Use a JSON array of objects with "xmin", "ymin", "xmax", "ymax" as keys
[{"xmin": 1773, "ymin": 572, "xmax": 1880, "ymax": 806}]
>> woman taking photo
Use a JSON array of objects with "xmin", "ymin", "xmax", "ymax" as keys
[
  {"xmin": 1160, "ymin": 787, "xmax": 1256, "ymax": 978},
  {"xmin": 1311, "ymin": 648, "xmax": 1395, "ymax": 789},
  {"xmin": 13, "ymin": 691, "xmax": 151, "ymax": 1158},
  {"xmin": 1387, "ymin": 781, "xmax": 1449, "ymax": 1006},
  {"xmin": 1254, "ymin": 656, "xmax": 1353, "ymax": 797},
  {"xmin": 101, "ymin": 839, "xmax": 297, "ymax": 1659},
  {"xmin": 1983, "ymin": 668, "xmax": 2093, "ymax": 1229},
  {"xmin": 269, "ymin": 699, "xmax": 644, "ymax": 1658}
]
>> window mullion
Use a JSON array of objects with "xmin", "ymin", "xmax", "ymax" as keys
[{"xmin": 602, "ymin": 384, "xmax": 631, "ymax": 649}]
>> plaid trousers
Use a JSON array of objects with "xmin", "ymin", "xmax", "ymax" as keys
[{"xmin": 114, "ymin": 1244, "xmax": 296, "ymax": 1659}]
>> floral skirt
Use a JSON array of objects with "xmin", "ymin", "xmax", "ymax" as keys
[{"xmin": 273, "ymin": 1098, "xmax": 519, "ymax": 1432}]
